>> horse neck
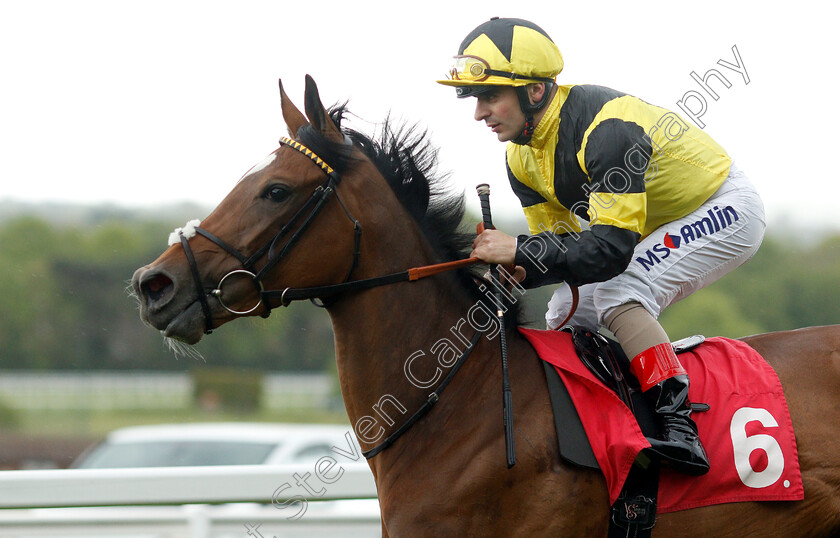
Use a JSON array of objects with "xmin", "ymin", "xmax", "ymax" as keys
[{"xmin": 324, "ymin": 217, "xmax": 487, "ymax": 448}]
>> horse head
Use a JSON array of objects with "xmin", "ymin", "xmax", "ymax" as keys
[{"xmin": 131, "ymin": 76, "xmax": 386, "ymax": 345}]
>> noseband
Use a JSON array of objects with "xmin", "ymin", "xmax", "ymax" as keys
[{"xmin": 175, "ymin": 135, "xmax": 478, "ymax": 335}]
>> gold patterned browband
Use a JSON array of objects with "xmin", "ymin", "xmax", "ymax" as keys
[{"xmin": 278, "ymin": 136, "xmax": 336, "ymax": 176}]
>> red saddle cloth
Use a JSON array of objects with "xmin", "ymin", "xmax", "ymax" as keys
[{"xmin": 519, "ymin": 328, "xmax": 804, "ymax": 512}]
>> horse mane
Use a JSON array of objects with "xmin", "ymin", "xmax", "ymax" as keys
[{"xmin": 296, "ymin": 104, "xmax": 521, "ymax": 325}]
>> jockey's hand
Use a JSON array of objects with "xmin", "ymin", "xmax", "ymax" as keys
[{"xmin": 471, "ymin": 229, "xmax": 517, "ymax": 265}]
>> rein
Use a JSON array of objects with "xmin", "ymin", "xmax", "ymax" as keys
[
  {"xmin": 173, "ymin": 135, "xmax": 526, "ymax": 462},
  {"xmin": 362, "ymin": 328, "xmax": 483, "ymax": 459},
  {"xmin": 264, "ymin": 257, "xmax": 479, "ymax": 306},
  {"xmin": 176, "ymin": 136, "xmax": 479, "ymax": 334}
]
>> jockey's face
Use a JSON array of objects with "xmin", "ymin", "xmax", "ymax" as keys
[{"xmin": 473, "ymin": 86, "xmax": 526, "ymax": 142}]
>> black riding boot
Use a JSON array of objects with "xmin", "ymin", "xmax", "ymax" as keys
[{"xmin": 644, "ymin": 374, "xmax": 710, "ymax": 476}]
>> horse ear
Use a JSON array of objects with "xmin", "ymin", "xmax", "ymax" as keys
[
  {"xmin": 279, "ymin": 79, "xmax": 307, "ymax": 137},
  {"xmin": 303, "ymin": 74, "xmax": 343, "ymax": 141}
]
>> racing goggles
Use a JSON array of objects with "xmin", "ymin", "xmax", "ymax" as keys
[{"xmin": 446, "ymin": 55, "xmax": 555, "ymax": 84}]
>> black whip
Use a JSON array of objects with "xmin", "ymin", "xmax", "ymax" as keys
[{"xmin": 476, "ymin": 183, "xmax": 516, "ymax": 468}]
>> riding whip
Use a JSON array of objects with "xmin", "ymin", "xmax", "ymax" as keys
[{"xmin": 476, "ymin": 183, "xmax": 516, "ymax": 468}]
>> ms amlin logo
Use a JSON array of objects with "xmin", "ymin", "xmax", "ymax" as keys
[{"xmin": 635, "ymin": 205, "xmax": 739, "ymax": 272}]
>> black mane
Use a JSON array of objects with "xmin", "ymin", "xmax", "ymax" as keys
[{"xmin": 296, "ymin": 105, "xmax": 520, "ymax": 325}]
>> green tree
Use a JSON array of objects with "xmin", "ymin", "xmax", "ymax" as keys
[{"xmin": 0, "ymin": 208, "xmax": 838, "ymax": 371}]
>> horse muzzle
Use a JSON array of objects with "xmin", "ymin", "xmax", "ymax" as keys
[{"xmin": 131, "ymin": 265, "xmax": 207, "ymax": 344}]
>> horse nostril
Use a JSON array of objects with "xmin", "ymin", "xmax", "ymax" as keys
[{"xmin": 143, "ymin": 273, "xmax": 174, "ymax": 304}]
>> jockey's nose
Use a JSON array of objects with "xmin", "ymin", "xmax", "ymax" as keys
[{"xmin": 474, "ymin": 99, "xmax": 491, "ymax": 122}]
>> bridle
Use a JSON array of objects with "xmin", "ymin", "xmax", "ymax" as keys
[
  {"xmin": 175, "ymin": 135, "xmax": 477, "ymax": 335},
  {"xmin": 174, "ymin": 136, "xmax": 359, "ymax": 334},
  {"xmin": 172, "ymin": 134, "xmax": 535, "ymax": 463}
]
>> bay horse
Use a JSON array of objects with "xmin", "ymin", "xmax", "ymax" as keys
[{"xmin": 131, "ymin": 76, "xmax": 840, "ymax": 537}]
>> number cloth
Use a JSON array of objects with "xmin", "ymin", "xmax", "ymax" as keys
[{"xmin": 519, "ymin": 328, "xmax": 804, "ymax": 510}]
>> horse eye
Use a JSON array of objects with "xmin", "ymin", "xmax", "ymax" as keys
[{"xmin": 265, "ymin": 185, "xmax": 290, "ymax": 203}]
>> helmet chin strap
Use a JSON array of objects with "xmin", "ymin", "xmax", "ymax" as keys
[
  {"xmin": 512, "ymin": 115, "xmax": 536, "ymax": 145},
  {"xmin": 511, "ymin": 83, "xmax": 553, "ymax": 145}
]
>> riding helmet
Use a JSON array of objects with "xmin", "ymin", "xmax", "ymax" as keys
[{"xmin": 437, "ymin": 17, "xmax": 564, "ymax": 100}]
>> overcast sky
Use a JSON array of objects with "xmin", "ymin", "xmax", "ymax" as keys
[{"xmin": 1, "ymin": 1, "xmax": 838, "ymax": 231}]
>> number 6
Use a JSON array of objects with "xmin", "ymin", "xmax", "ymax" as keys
[{"xmin": 729, "ymin": 407, "xmax": 784, "ymax": 488}]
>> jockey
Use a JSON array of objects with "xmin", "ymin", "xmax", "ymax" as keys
[{"xmin": 437, "ymin": 17, "xmax": 766, "ymax": 476}]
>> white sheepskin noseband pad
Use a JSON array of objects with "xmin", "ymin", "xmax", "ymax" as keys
[{"xmin": 168, "ymin": 219, "xmax": 202, "ymax": 246}]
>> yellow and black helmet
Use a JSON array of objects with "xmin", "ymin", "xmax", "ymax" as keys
[{"xmin": 437, "ymin": 17, "xmax": 564, "ymax": 98}]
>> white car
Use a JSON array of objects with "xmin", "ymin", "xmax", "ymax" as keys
[
  {"xmin": 0, "ymin": 423, "xmax": 380, "ymax": 537},
  {"xmin": 72, "ymin": 422, "xmax": 362, "ymax": 468}
]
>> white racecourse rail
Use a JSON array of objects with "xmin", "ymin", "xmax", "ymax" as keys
[
  {"xmin": 0, "ymin": 372, "xmax": 332, "ymax": 411},
  {"xmin": 0, "ymin": 464, "xmax": 380, "ymax": 537}
]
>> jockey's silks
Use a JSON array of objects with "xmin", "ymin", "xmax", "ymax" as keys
[{"xmin": 506, "ymin": 85, "xmax": 732, "ymax": 239}]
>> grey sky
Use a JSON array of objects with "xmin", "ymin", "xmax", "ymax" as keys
[{"xmin": 1, "ymin": 1, "xmax": 837, "ymax": 231}]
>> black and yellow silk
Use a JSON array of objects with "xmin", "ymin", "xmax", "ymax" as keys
[{"xmin": 510, "ymin": 84, "xmax": 732, "ymax": 288}]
